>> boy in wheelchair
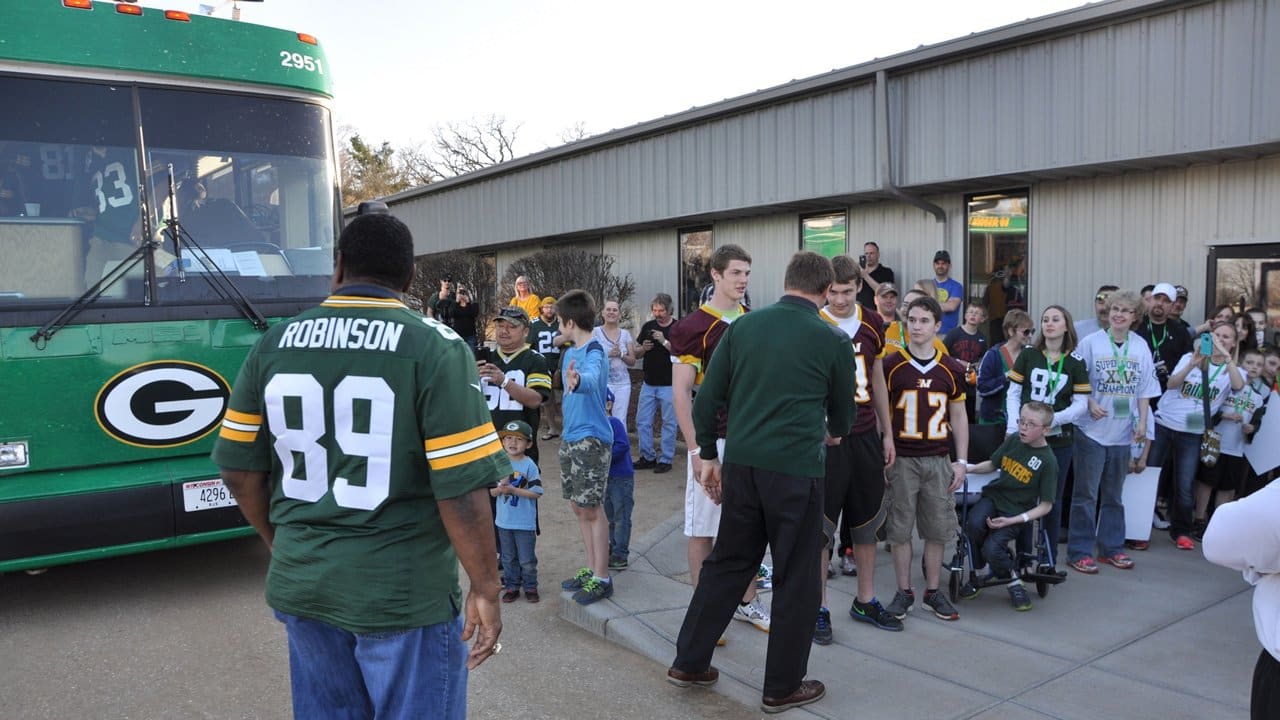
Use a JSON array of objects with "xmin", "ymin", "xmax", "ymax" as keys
[{"xmin": 958, "ymin": 401, "xmax": 1059, "ymax": 611}]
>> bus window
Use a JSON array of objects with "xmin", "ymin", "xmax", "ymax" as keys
[
  {"xmin": 0, "ymin": 76, "xmax": 141, "ymax": 304},
  {"xmin": 141, "ymin": 88, "xmax": 336, "ymax": 302}
]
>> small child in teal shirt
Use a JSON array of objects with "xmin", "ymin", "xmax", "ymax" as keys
[{"xmin": 492, "ymin": 420, "xmax": 544, "ymax": 603}]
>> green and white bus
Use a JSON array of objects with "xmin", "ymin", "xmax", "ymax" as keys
[{"xmin": 0, "ymin": 0, "xmax": 339, "ymax": 572}]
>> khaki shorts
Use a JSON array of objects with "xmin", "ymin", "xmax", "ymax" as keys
[
  {"xmin": 684, "ymin": 438, "xmax": 726, "ymax": 538},
  {"xmin": 885, "ymin": 455, "xmax": 957, "ymax": 544},
  {"xmin": 559, "ymin": 436, "xmax": 609, "ymax": 507}
]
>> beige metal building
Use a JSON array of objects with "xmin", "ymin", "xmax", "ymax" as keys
[{"xmin": 382, "ymin": 0, "xmax": 1280, "ymax": 337}]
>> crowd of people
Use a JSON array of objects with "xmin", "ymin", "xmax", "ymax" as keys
[{"xmin": 211, "ymin": 215, "xmax": 1277, "ymax": 717}]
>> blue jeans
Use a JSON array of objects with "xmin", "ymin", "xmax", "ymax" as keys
[
  {"xmin": 604, "ymin": 474, "xmax": 635, "ymax": 559},
  {"xmin": 1043, "ymin": 442, "xmax": 1074, "ymax": 564},
  {"xmin": 273, "ymin": 609, "xmax": 467, "ymax": 720},
  {"xmin": 964, "ymin": 497, "xmax": 1033, "ymax": 578},
  {"xmin": 1146, "ymin": 423, "xmax": 1203, "ymax": 539},
  {"xmin": 498, "ymin": 527, "xmax": 538, "ymax": 590},
  {"xmin": 1068, "ymin": 432, "xmax": 1130, "ymax": 561},
  {"xmin": 636, "ymin": 383, "xmax": 676, "ymax": 464}
]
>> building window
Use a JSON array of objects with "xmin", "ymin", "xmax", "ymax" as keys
[
  {"xmin": 801, "ymin": 212, "xmax": 847, "ymax": 259},
  {"xmin": 679, "ymin": 227, "xmax": 713, "ymax": 317},
  {"xmin": 966, "ymin": 190, "xmax": 1029, "ymax": 340}
]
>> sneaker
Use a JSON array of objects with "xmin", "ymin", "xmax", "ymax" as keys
[
  {"xmin": 633, "ymin": 457, "xmax": 656, "ymax": 470},
  {"xmin": 1008, "ymin": 583, "xmax": 1033, "ymax": 611},
  {"xmin": 501, "ymin": 588, "xmax": 520, "ymax": 603},
  {"xmin": 572, "ymin": 577, "xmax": 614, "ymax": 605},
  {"xmin": 922, "ymin": 589, "xmax": 959, "ymax": 621},
  {"xmin": 885, "ymin": 588, "xmax": 915, "ymax": 620},
  {"xmin": 813, "ymin": 608, "xmax": 833, "ymax": 645},
  {"xmin": 957, "ymin": 581, "xmax": 981, "ymax": 600},
  {"xmin": 609, "ymin": 555, "xmax": 629, "ymax": 570},
  {"xmin": 525, "ymin": 588, "xmax": 540, "ymax": 603},
  {"xmin": 826, "ymin": 564, "xmax": 836, "ymax": 579},
  {"xmin": 1152, "ymin": 509, "xmax": 1171, "ymax": 530},
  {"xmin": 734, "ymin": 598, "xmax": 771, "ymax": 633},
  {"xmin": 849, "ymin": 597, "xmax": 904, "ymax": 631},
  {"xmin": 1175, "ymin": 535, "xmax": 1195, "ymax": 550},
  {"xmin": 1099, "ymin": 553, "xmax": 1135, "ymax": 570},
  {"xmin": 654, "ymin": 463, "xmax": 672, "ymax": 474},
  {"xmin": 1069, "ymin": 556, "xmax": 1099, "ymax": 574},
  {"xmin": 755, "ymin": 565, "xmax": 773, "ymax": 590},
  {"xmin": 840, "ymin": 550, "xmax": 857, "ymax": 576},
  {"xmin": 1191, "ymin": 518, "xmax": 1209, "ymax": 541},
  {"xmin": 560, "ymin": 567, "xmax": 592, "ymax": 591}
]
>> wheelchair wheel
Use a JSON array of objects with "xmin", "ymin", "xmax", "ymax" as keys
[
  {"xmin": 947, "ymin": 541, "xmax": 970, "ymax": 603},
  {"xmin": 1036, "ymin": 579, "xmax": 1049, "ymax": 598}
]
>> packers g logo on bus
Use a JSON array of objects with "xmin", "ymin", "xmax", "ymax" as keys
[{"xmin": 95, "ymin": 361, "xmax": 231, "ymax": 448}]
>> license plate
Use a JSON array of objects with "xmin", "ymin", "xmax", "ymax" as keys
[{"xmin": 182, "ymin": 478, "xmax": 238, "ymax": 512}]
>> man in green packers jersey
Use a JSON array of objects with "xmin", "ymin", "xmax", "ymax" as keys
[
  {"xmin": 479, "ymin": 306, "xmax": 552, "ymax": 462},
  {"xmin": 212, "ymin": 212, "xmax": 509, "ymax": 720}
]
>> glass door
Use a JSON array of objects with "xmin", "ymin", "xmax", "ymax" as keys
[
  {"xmin": 966, "ymin": 190, "xmax": 1029, "ymax": 341},
  {"xmin": 1207, "ymin": 244, "xmax": 1280, "ymax": 349}
]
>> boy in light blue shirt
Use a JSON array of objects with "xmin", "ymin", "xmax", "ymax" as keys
[
  {"xmin": 492, "ymin": 420, "xmax": 544, "ymax": 603},
  {"xmin": 555, "ymin": 289, "xmax": 616, "ymax": 605}
]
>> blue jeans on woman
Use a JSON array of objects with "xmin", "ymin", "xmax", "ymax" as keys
[
  {"xmin": 604, "ymin": 474, "xmax": 635, "ymax": 560},
  {"xmin": 1146, "ymin": 423, "xmax": 1203, "ymax": 540},
  {"xmin": 274, "ymin": 609, "xmax": 467, "ymax": 720},
  {"xmin": 498, "ymin": 527, "xmax": 538, "ymax": 590},
  {"xmin": 1068, "ymin": 432, "xmax": 1130, "ymax": 562},
  {"xmin": 636, "ymin": 383, "xmax": 676, "ymax": 464},
  {"xmin": 1042, "ymin": 441, "xmax": 1074, "ymax": 566}
]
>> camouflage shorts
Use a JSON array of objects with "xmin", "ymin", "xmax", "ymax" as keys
[{"xmin": 559, "ymin": 436, "xmax": 609, "ymax": 507}]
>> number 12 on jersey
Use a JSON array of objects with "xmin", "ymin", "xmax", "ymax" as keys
[{"xmin": 895, "ymin": 389, "xmax": 949, "ymax": 440}]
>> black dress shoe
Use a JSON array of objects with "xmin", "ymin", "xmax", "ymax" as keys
[
  {"xmin": 633, "ymin": 457, "xmax": 656, "ymax": 470},
  {"xmin": 666, "ymin": 666, "xmax": 719, "ymax": 687},
  {"xmin": 654, "ymin": 462, "xmax": 672, "ymax": 473},
  {"xmin": 761, "ymin": 679, "xmax": 825, "ymax": 713}
]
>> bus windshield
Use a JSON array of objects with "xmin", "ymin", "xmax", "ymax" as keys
[{"xmin": 0, "ymin": 75, "xmax": 337, "ymax": 308}]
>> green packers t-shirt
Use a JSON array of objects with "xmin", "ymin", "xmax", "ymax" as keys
[
  {"xmin": 212, "ymin": 286, "xmax": 511, "ymax": 633},
  {"xmin": 981, "ymin": 435, "xmax": 1059, "ymax": 517}
]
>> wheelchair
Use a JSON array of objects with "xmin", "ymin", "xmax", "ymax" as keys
[{"xmin": 942, "ymin": 424, "xmax": 1066, "ymax": 603}]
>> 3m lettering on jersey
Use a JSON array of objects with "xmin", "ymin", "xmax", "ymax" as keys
[
  {"xmin": 277, "ymin": 318, "xmax": 405, "ymax": 352},
  {"xmin": 1000, "ymin": 454, "xmax": 1034, "ymax": 484}
]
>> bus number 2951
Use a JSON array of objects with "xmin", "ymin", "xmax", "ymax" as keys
[{"xmin": 280, "ymin": 51, "xmax": 324, "ymax": 74}]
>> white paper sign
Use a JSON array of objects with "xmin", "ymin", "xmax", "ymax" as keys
[
  {"xmin": 1244, "ymin": 390, "xmax": 1280, "ymax": 475},
  {"xmin": 232, "ymin": 251, "xmax": 268, "ymax": 277}
]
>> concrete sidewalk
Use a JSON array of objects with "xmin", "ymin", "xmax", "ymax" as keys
[{"xmin": 560, "ymin": 513, "xmax": 1256, "ymax": 719}]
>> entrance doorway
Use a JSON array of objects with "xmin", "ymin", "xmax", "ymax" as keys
[{"xmin": 1206, "ymin": 244, "xmax": 1280, "ymax": 349}]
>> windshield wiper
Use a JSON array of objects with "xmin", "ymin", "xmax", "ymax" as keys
[
  {"xmin": 30, "ymin": 179, "xmax": 161, "ymax": 346},
  {"xmin": 30, "ymin": 165, "xmax": 268, "ymax": 347},
  {"xmin": 160, "ymin": 165, "xmax": 268, "ymax": 332}
]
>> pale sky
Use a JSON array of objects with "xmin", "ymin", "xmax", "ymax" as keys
[{"xmin": 149, "ymin": 0, "xmax": 1091, "ymax": 155}]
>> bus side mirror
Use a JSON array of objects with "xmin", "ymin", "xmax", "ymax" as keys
[{"xmin": 356, "ymin": 201, "xmax": 389, "ymax": 216}]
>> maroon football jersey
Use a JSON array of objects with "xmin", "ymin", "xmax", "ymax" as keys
[
  {"xmin": 883, "ymin": 349, "xmax": 967, "ymax": 457},
  {"xmin": 671, "ymin": 303, "xmax": 746, "ymax": 438},
  {"xmin": 820, "ymin": 305, "xmax": 886, "ymax": 435}
]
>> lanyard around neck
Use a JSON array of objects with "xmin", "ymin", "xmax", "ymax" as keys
[{"xmin": 1109, "ymin": 331, "xmax": 1130, "ymax": 378}]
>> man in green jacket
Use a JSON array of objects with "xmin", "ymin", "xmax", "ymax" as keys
[{"xmin": 666, "ymin": 251, "xmax": 856, "ymax": 715}]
